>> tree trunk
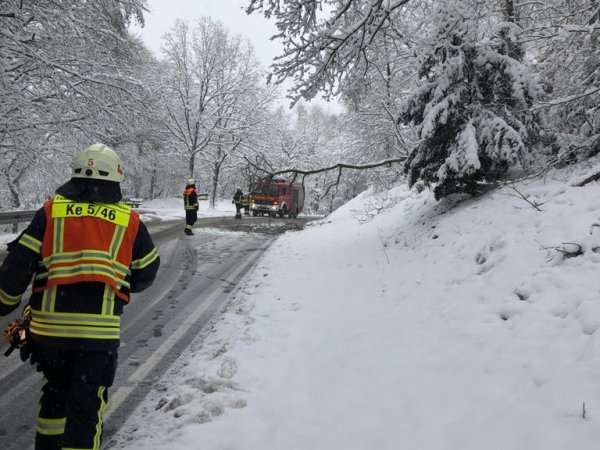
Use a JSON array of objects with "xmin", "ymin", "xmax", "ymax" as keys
[
  {"xmin": 504, "ymin": 0, "xmax": 517, "ymax": 23},
  {"xmin": 4, "ymin": 169, "xmax": 22, "ymax": 234},
  {"xmin": 149, "ymin": 167, "xmax": 158, "ymax": 199},
  {"xmin": 133, "ymin": 142, "xmax": 144, "ymax": 198},
  {"xmin": 189, "ymin": 153, "xmax": 196, "ymax": 179},
  {"xmin": 210, "ymin": 150, "xmax": 227, "ymax": 208},
  {"xmin": 211, "ymin": 166, "xmax": 219, "ymax": 209}
]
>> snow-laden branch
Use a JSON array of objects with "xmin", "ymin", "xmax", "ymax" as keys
[{"xmin": 245, "ymin": 156, "xmax": 406, "ymax": 178}]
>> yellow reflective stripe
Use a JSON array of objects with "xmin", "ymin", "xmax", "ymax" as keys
[
  {"xmin": 42, "ymin": 264, "xmax": 130, "ymax": 280},
  {"xmin": 36, "ymin": 417, "xmax": 66, "ymax": 436},
  {"xmin": 109, "ymin": 225, "xmax": 126, "ymax": 259},
  {"xmin": 41, "ymin": 285, "xmax": 56, "ymax": 312},
  {"xmin": 44, "ymin": 265, "xmax": 130, "ymax": 288},
  {"xmin": 102, "ymin": 284, "xmax": 115, "ymax": 316},
  {"xmin": 54, "ymin": 217, "xmax": 64, "ymax": 253},
  {"xmin": 131, "ymin": 247, "xmax": 159, "ymax": 270},
  {"xmin": 94, "ymin": 386, "xmax": 107, "ymax": 449},
  {"xmin": 30, "ymin": 322, "xmax": 120, "ymax": 340},
  {"xmin": 41, "ymin": 255, "xmax": 130, "ymax": 278},
  {"xmin": 32, "ymin": 311, "xmax": 120, "ymax": 327},
  {"xmin": 41, "ymin": 258, "xmax": 131, "ymax": 280},
  {"xmin": 43, "ymin": 251, "xmax": 130, "ymax": 271},
  {"xmin": 18, "ymin": 233, "xmax": 42, "ymax": 253},
  {"xmin": 43, "ymin": 250, "xmax": 110, "ymax": 263},
  {"xmin": 46, "ymin": 265, "xmax": 117, "ymax": 276},
  {"xmin": 52, "ymin": 195, "xmax": 131, "ymax": 227},
  {"xmin": 0, "ymin": 287, "xmax": 22, "ymax": 306}
]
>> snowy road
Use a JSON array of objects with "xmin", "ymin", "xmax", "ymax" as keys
[{"xmin": 0, "ymin": 217, "xmax": 274, "ymax": 450}]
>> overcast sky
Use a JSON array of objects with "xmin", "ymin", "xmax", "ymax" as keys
[{"xmin": 133, "ymin": 0, "xmax": 340, "ymax": 111}]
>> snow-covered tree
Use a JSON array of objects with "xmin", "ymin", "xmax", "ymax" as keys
[
  {"xmin": 522, "ymin": 0, "xmax": 600, "ymax": 164},
  {"xmin": 160, "ymin": 18, "xmax": 274, "ymax": 205},
  {"xmin": 246, "ymin": 0, "xmax": 415, "ymax": 105},
  {"xmin": 0, "ymin": 0, "xmax": 148, "ymax": 208},
  {"xmin": 400, "ymin": 0, "xmax": 543, "ymax": 199}
]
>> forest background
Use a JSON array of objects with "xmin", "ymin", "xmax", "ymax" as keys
[{"xmin": 2, "ymin": 0, "xmax": 600, "ymax": 214}]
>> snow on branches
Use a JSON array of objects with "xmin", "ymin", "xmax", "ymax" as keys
[{"xmin": 400, "ymin": 0, "xmax": 543, "ymax": 200}]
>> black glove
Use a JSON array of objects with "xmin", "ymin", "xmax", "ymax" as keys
[
  {"xmin": 19, "ymin": 341, "xmax": 32, "ymax": 363},
  {"xmin": 19, "ymin": 336, "xmax": 40, "ymax": 370}
]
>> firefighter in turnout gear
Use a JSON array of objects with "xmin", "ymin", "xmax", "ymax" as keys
[
  {"xmin": 0, "ymin": 143, "xmax": 160, "ymax": 450},
  {"xmin": 241, "ymin": 193, "xmax": 250, "ymax": 215},
  {"xmin": 183, "ymin": 178, "xmax": 199, "ymax": 235},
  {"xmin": 233, "ymin": 187, "xmax": 244, "ymax": 219}
]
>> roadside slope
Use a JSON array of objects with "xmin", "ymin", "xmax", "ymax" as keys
[{"xmin": 114, "ymin": 169, "xmax": 600, "ymax": 450}]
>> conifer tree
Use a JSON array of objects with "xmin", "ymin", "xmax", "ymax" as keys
[{"xmin": 400, "ymin": 0, "xmax": 542, "ymax": 199}]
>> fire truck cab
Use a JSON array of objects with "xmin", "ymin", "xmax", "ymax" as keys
[{"xmin": 249, "ymin": 177, "xmax": 304, "ymax": 218}]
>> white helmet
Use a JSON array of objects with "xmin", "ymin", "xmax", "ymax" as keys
[
  {"xmin": 187, "ymin": 178, "xmax": 195, "ymax": 185},
  {"xmin": 72, "ymin": 143, "xmax": 124, "ymax": 183}
]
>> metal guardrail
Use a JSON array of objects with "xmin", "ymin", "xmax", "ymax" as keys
[
  {"xmin": 0, "ymin": 200, "xmax": 151, "ymax": 225},
  {"xmin": 0, "ymin": 210, "xmax": 36, "ymax": 225},
  {"xmin": 0, "ymin": 196, "xmax": 210, "ymax": 225}
]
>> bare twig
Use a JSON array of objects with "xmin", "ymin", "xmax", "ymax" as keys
[
  {"xmin": 377, "ymin": 226, "xmax": 390, "ymax": 265},
  {"xmin": 506, "ymin": 185, "xmax": 543, "ymax": 211}
]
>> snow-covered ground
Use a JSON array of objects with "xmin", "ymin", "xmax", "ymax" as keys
[
  {"xmin": 139, "ymin": 197, "xmax": 236, "ymax": 221},
  {"xmin": 105, "ymin": 166, "xmax": 600, "ymax": 450}
]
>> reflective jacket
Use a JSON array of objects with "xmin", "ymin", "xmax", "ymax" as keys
[
  {"xmin": 183, "ymin": 186, "xmax": 199, "ymax": 211},
  {"xmin": 0, "ymin": 192, "xmax": 159, "ymax": 350},
  {"xmin": 233, "ymin": 190, "xmax": 243, "ymax": 203}
]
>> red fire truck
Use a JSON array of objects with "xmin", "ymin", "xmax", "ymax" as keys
[{"xmin": 249, "ymin": 177, "xmax": 304, "ymax": 218}]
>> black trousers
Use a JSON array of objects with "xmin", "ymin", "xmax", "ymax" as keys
[
  {"xmin": 34, "ymin": 345, "xmax": 118, "ymax": 450},
  {"xmin": 185, "ymin": 209, "xmax": 197, "ymax": 230}
]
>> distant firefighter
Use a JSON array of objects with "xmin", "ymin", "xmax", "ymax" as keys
[
  {"xmin": 233, "ymin": 187, "xmax": 243, "ymax": 219},
  {"xmin": 241, "ymin": 193, "xmax": 250, "ymax": 215},
  {"xmin": 183, "ymin": 178, "xmax": 199, "ymax": 235}
]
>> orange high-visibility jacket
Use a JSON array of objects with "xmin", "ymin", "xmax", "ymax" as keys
[
  {"xmin": 183, "ymin": 187, "xmax": 199, "ymax": 210},
  {"xmin": 0, "ymin": 194, "xmax": 159, "ymax": 348},
  {"xmin": 33, "ymin": 195, "xmax": 140, "ymax": 302}
]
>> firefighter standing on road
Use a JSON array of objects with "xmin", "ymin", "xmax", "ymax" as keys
[
  {"xmin": 233, "ymin": 187, "xmax": 244, "ymax": 219},
  {"xmin": 0, "ymin": 143, "xmax": 160, "ymax": 450},
  {"xmin": 241, "ymin": 193, "xmax": 250, "ymax": 215},
  {"xmin": 183, "ymin": 178, "xmax": 199, "ymax": 235}
]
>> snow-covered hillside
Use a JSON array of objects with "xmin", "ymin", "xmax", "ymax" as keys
[{"xmin": 112, "ymin": 167, "xmax": 600, "ymax": 450}]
